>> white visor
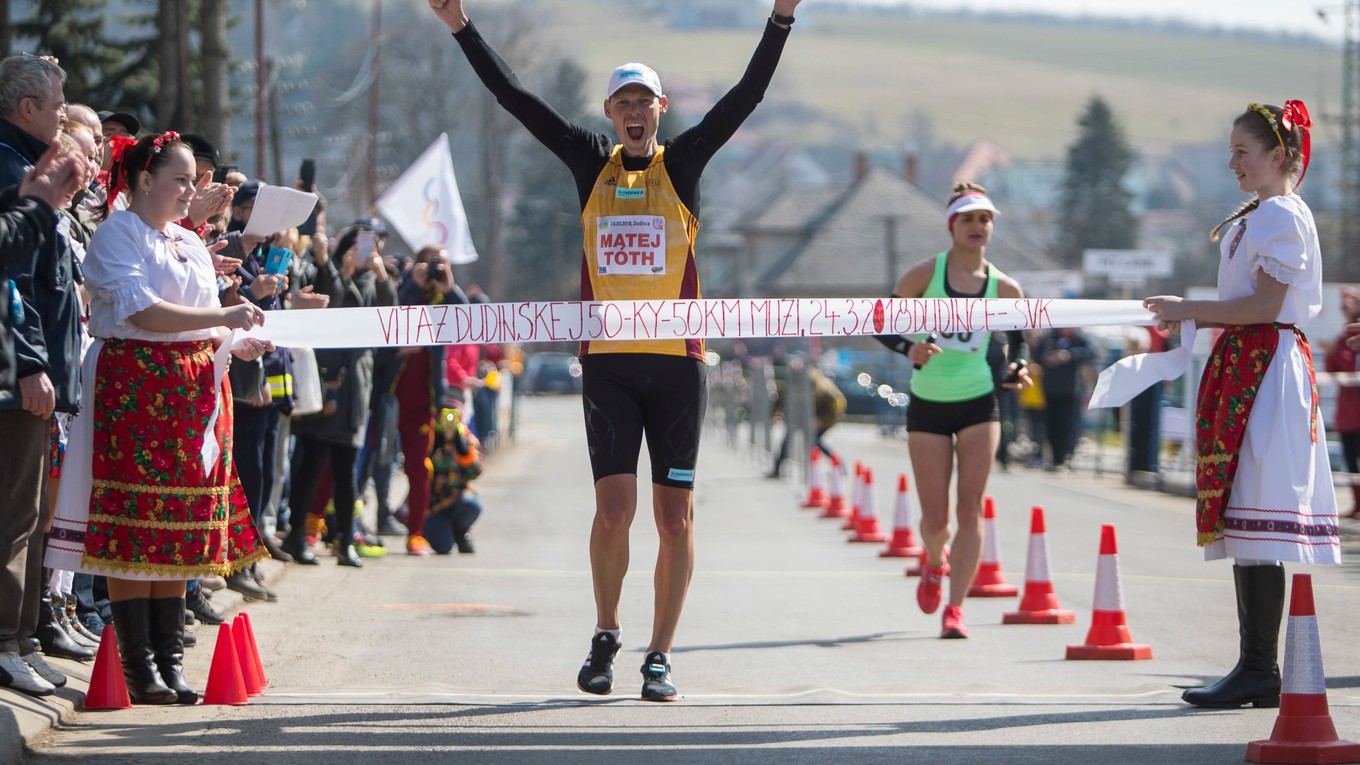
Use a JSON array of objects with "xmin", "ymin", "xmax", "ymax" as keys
[{"xmin": 946, "ymin": 193, "xmax": 1000, "ymax": 218}]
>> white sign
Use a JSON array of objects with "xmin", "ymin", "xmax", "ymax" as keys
[
  {"xmin": 242, "ymin": 185, "xmax": 319, "ymax": 238},
  {"xmin": 595, "ymin": 216, "xmax": 667, "ymax": 275},
  {"xmin": 1082, "ymin": 249, "xmax": 1175, "ymax": 279},
  {"xmin": 376, "ymin": 133, "xmax": 479, "ymax": 265},
  {"xmin": 1011, "ymin": 270, "xmax": 1084, "ymax": 298}
]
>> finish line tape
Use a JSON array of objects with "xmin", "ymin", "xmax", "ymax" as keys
[{"xmin": 236, "ymin": 297, "xmax": 1155, "ymax": 349}]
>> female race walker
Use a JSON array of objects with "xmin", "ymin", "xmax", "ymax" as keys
[
  {"xmin": 876, "ymin": 183, "xmax": 1031, "ymax": 639},
  {"xmin": 428, "ymin": 0, "xmax": 798, "ymax": 700},
  {"xmin": 47, "ymin": 133, "xmax": 271, "ymax": 705},
  {"xmin": 1145, "ymin": 101, "xmax": 1340, "ymax": 710}
]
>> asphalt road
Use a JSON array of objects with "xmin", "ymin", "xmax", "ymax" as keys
[{"xmin": 20, "ymin": 395, "xmax": 1360, "ymax": 764}]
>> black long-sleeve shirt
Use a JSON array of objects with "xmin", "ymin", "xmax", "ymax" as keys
[{"xmin": 452, "ymin": 19, "xmax": 792, "ymax": 217}]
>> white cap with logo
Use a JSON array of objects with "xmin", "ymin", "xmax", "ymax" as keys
[{"xmin": 606, "ymin": 63, "xmax": 663, "ymax": 99}]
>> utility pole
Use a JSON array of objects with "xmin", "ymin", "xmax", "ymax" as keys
[
  {"xmin": 367, "ymin": 0, "xmax": 382, "ymax": 210},
  {"xmin": 1343, "ymin": 0, "xmax": 1359, "ymax": 262},
  {"xmin": 255, "ymin": 0, "xmax": 266, "ymax": 180}
]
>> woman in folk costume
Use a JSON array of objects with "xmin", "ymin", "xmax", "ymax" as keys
[
  {"xmin": 46, "ymin": 132, "xmax": 271, "ymax": 704},
  {"xmin": 1145, "ymin": 100, "xmax": 1339, "ymax": 709}
]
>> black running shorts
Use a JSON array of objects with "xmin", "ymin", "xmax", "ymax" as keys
[
  {"xmin": 581, "ymin": 353, "xmax": 708, "ymax": 489},
  {"xmin": 906, "ymin": 391, "xmax": 1000, "ymax": 437}
]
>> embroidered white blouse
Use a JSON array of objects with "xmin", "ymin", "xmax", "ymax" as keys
[{"xmin": 84, "ymin": 210, "xmax": 221, "ymax": 342}]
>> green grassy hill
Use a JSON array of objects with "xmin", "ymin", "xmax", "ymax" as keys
[{"xmin": 537, "ymin": 1, "xmax": 1341, "ymax": 156}]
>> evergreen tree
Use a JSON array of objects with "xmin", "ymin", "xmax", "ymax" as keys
[
  {"xmin": 1056, "ymin": 95, "xmax": 1139, "ymax": 266},
  {"xmin": 14, "ymin": 0, "xmax": 144, "ymax": 111}
]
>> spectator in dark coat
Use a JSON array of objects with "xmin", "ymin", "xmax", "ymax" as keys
[{"xmin": 283, "ymin": 224, "xmax": 397, "ymax": 567}]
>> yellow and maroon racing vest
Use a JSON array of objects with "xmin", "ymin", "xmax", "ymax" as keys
[{"xmin": 581, "ymin": 145, "xmax": 701, "ymax": 359}]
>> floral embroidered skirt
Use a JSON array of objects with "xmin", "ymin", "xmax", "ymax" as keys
[{"xmin": 50, "ymin": 338, "xmax": 266, "ymax": 579}]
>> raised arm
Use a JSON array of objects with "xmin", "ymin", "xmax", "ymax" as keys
[
  {"xmin": 430, "ymin": 0, "xmax": 600, "ymax": 164},
  {"xmin": 670, "ymin": 1, "xmax": 800, "ymax": 165}
]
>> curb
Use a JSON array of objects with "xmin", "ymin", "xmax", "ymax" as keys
[{"xmin": 0, "ymin": 558, "xmax": 287, "ymax": 764}]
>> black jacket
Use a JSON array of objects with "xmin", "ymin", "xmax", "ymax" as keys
[
  {"xmin": 0, "ymin": 120, "xmax": 82, "ymax": 413},
  {"xmin": 291, "ymin": 265, "xmax": 397, "ymax": 447},
  {"xmin": 0, "ymin": 190, "xmax": 56, "ymax": 406}
]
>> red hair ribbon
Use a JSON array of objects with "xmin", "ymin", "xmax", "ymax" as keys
[
  {"xmin": 1281, "ymin": 99, "xmax": 1311, "ymax": 188},
  {"xmin": 105, "ymin": 134, "xmax": 139, "ymax": 203}
]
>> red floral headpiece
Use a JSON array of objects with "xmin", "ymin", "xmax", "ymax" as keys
[{"xmin": 145, "ymin": 130, "xmax": 180, "ymax": 172}]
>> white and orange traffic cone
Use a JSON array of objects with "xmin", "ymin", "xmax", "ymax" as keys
[
  {"xmin": 848, "ymin": 468, "xmax": 887, "ymax": 543},
  {"xmin": 880, "ymin": 474, "xmax": 923, "ymax": 558},
  {"xmin": 842, "ymin": 462, "xmax": 864, "ymax": 531},
  {"xmin": 1066, "ymin": 524, "xmax": 1151, "ymax": 660},
  {"xmin": 967, "ymin": 496, "xmax": 1018, "ymax": 597},
  {"xmin": 800, "ymin": 448, "xmax": 830, "ymax": 510},
  {"xmin": 820, "ymin": 454, "xmax": 849, "ymax": 519},
  {"xmin": 1003, "ymin": 506, "xmax": 1075, "ymax": 624},
  {"xmin": 1247, "ymin": 573, "xmax": 1360, "ymax": 764}
]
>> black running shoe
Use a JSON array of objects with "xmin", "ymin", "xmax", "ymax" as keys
[
  {"xmin": 640, "ymin": 651, "xmax": 677, "ymax": 702},
  {"xmin": 576, "ymin": 632, "xmax": 621, "ymax": 695}
]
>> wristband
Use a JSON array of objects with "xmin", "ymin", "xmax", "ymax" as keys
[{"xmin": 771, "ymin": 12, "xmax": 795, "ymax": 26}]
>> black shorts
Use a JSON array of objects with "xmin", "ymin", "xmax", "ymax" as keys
[
  {"xmin": 581, "ymin": 353, "xmax": 707, "ymax": 489},
  {"xmin": 906, "ymin": 392, "xmax": 999, "ymax": 437}
]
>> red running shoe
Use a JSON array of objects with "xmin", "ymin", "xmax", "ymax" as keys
[
  {"xmin": 915, "ymin": 549, "xmax": 950, "ymax": 615},
  {"xmin": 941, "ymin": 604, "xmax": 969, "ymax": 639}
]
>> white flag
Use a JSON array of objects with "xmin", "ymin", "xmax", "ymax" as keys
[{"xmin": 376, "ymin": 133, "xmax": 479, "ymax": 264}]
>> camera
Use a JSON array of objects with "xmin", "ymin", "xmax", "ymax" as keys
[{"xmin": 430, "ymin": 263, "xmax": 448, "ymax": 280}]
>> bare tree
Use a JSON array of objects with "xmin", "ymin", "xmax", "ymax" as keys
[
  {"xmin": 155, "ymin": 0, "xmax": 193, "ymax": 130},
  {"xmin": 198, "ymin": 0, "xmax": 230, "ymax": 156}
]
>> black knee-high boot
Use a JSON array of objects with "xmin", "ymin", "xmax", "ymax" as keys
[
  {"xmin": 1182, "ymin": 564, "xmax": 1284, "ymax": 709},
  {"xmin": 109, "ymin": 599, "xmax": 178, "ymax": 705},
  {"xmin": 149, "ymin": 597, "xmax": 198, "ymax": 704}
]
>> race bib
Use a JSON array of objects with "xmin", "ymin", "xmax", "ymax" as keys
[
  {"xmin": 933, "ymin": 329, "xmax": 986, "ymax": 353},
  {"xmin": 595, "ymin": 216, "xmax": 666, "ymax": 276}
]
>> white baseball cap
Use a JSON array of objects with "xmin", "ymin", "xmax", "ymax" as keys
[{"xmin": 606, "ymin": 63, "xmax": 663, "ymax": 99}]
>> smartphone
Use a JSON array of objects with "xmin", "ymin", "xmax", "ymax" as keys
[
  {"xmin": 356, "ymin": 230, "xmax": 375, "ymax": 258},
  {"xmin": 264, "ymin": 247, "xmax": 293, "ymax": 276},
  {"xmin": 213, "ymin": 163, "xmax": 238, "ymax": 184},
  {"xmin": 299, "ymin": 158, "xmax": 316, "ymax": 191},
  {"xmin": 1003, "ymin": 358, "xmax": 1027, "ymax": 384}
]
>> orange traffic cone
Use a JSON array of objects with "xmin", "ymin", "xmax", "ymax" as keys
[
  {"xmin": 820, "ymin": 454, "xmax": 849, "ymax": 519},
  {"xmin": 880, "ymin": 474, "xmax": 923, "ymax": 558},
  {"xmin": 849, "ymin": 468, "xmax": 887, "ymax": 543},
  {"xmin": 841, "ymin": 462, "xmax": 864, "ymax": 530},
  {"xmin": 904, "ymin": 548, "xmax": 925, "ymax": 577},
  {"xmin": 1247, "ymin": 574, "xmax": 1360, "ymax": 764},
  {"xmin": 203, "ymin": 622, "xmax": 249, "ymax": 705},
  {"xmin": 967, "ymin": 497, "xmax": 1018, "ymax": 597},
  {"xmin": 240, "ymin": 612, "xmax": 267, "ymax": 687},
  {"xmin": 1003, "ymin": 506, "xmax": 1075, "ymax": 624},
  {"xmin": 233, "ymin": 614, "xmax": 263, "ymax": 696},
  {"xmin": 800, "ymin": 448, "xmax": 830, "ymax": 509},
  {"xmin": 1066, "ymin": 524, "xmax": 1151, "ymax": 660},
  {"xmin": 83, "ymin": 626, "xmax": 131, "ymax": 710}
]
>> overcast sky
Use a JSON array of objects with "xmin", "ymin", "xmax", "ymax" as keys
[{"xmin": 851, "ymin": 0, "xmax": 1342, "ymax": 40}]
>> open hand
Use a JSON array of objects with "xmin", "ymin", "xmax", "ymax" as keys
[
  {"xmin": 187, "ymin": 172, "xmax": 233, "ymax": 227},
  {"xmin": 19, "ymin": 142, "xmax": 84, "ymax": 211}
]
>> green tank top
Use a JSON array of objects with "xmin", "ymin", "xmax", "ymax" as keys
[{"xmin": 909, "ymin": 253, "xmax": 999, "ymax": 403}]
